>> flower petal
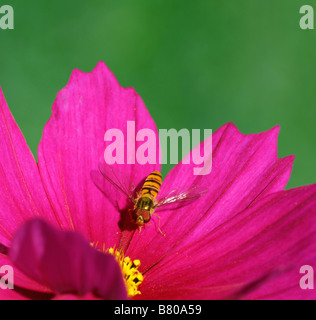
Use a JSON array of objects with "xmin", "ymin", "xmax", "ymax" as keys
[
  {"xmin": 0, "ymin": 288, "xmax": 27, "ymax": 300},
  {"xmin": 141, "ymin": 184, "xmax": 316, "ymax": 299},
  {"xmin": 0, "ymin": 251, "xmax": 51, "ymax": 296},
  {"xmin": 37, "ymin": 62, "xmax": 159, "ymax": 249},
  {"xmin": 52, "ymin": 293, "xmax": 102, "ymax": 300},
  {"xmin": 0, "ymin": 88, "xmax": 57, "ymax": 246},
  {"xmin": 9, "ymin": 218, "xmax": 127, "ymax": 300},
  {"xmin": 126, "ymin": 123, "xmax": 294, "ymax": 271}
]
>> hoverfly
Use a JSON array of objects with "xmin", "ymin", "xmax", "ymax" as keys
[{"xmin": 94, "ymin": 163, "xmax": 208, "ymax": 235}]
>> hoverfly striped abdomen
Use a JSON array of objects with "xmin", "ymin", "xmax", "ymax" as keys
[
  {"xmin": 132, "ymin": 171, "xmax": 162, "ymax": 229},
  {"xmin": 141, "ymin": 171, "xmax": 162, "ymax": 199}
]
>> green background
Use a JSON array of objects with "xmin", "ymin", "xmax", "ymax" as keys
[{"xmin": 0, "ymin": 0, "xmax": 315, "ymax": 188}]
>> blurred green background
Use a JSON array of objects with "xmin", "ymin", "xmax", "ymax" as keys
[{"xmin": 0, "ymin": 0, "xmax": 315, "ymax": 188}]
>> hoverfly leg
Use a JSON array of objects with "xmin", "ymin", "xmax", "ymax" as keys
[{"xmin": 152, "ymin": 213, "xmax": 166, "ymax": 237}]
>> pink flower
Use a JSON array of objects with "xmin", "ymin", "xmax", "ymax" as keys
[{"xmin": 0, "ymin": 62, "xmax": 315, "ymax": 300}]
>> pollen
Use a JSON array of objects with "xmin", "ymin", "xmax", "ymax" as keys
[
  {"xmin": 108, "ymin": 247, "xmax": 144, "ymax": 297},
  {"xmin": 91, "ymin": 242, "xmax": 143, "ymax": 297}
]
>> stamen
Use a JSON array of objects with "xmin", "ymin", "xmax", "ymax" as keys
[
  {"xmin": 91, "ymin": 243, "xmax": 143, "ymax": 297},
  {"xmin": 108, "ymin": 247, "xmax": 144, "ymax": 297}
]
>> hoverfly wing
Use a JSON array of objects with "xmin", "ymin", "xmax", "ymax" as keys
[
  {"xmin": 98, "ymin": 162, "xmax": 136, "ymax": 202},
  {"xmin": 91, "ymin": 163, "xmax": 136, "ymax": 210},
  {"xmin": 154, "ymin": 185, "xmax": 208, "ymax": 211}
]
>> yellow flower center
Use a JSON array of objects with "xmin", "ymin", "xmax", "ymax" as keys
[
  {"xmin": 91, "ymin": 242, "xmax": 143, "ymax": 297},
  {"xmin": 108, "ymin": 247, "xmax": 144, "ymax": 297}
]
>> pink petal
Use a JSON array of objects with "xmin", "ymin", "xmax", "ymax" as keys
[
  {"xmin": 141, "ymin": 184, "xmax": 316, "ymax": 299},
  {"xmin": 0, "ymin": 288, "xmax": 27, "ymax": 300},
  {"xmin": 0, "ymin": 251, "xmax": 51, "ymax": 296},
  {"xmin": 53, "ymin": 293, "xmax": 102, "ymax": 300},
  {"xmin": 240, "ymin": 262, "xmax": 316, "ymax": 300},
  {"xmin": 0, "ymin": 88, "xmax": 58, "ymax": 246},
  {"xmin": 0, "ymin": 283, "xmax": 54, "ymax": 300},
  {"xmin": 0, "ymin": 245, "xmax": 53, "ymax": 299},
  {"xmin": 126, "ymin": 123, "xmax": 294, "ymax": 271},
  {"xmin": 37, "ymin": 62, "xmax": 160, "ymax": 249},
  {"xmin": 9, "ymin": 218, "xmax": 127, "ymax": 300}
]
